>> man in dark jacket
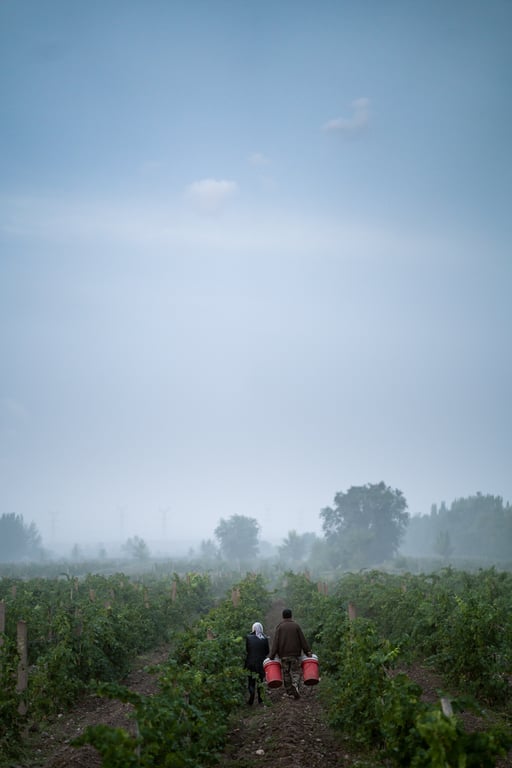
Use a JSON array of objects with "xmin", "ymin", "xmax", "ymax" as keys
[
  {"xmin": 269, "ymin": 608, "xmax": 312, "ymax": 699},
  {"xmin": 245, "ymin": 621, "xmax": 270, "ymax": 705}
]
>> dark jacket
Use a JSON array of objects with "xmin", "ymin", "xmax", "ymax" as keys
[
  {"xmin": 245, "ymin": 632, "xmax": 270, "ymax": 675},
  {"xmin": 269, "ymin": 618, "xmax": 311, "ymax": 659}
]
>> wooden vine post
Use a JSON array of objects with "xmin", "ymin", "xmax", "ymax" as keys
[
  {"xmin": 16, "ymin": 620, "xmax": 28, "ymax": 715},
  {"xmin": 231, "ymin": 588, "xmax": 240, "ymax": 607},
  {"xmin": 347, "ymin": 602, "xmax": 357, "ymax": 621}
]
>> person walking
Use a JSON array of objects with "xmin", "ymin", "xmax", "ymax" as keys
[
  {"xmin": 244, "ymin": 621, "xmax": 270, "ymax": 705},
  {"xmin": 269, "ymin": 608, "xmax": 312, "ymax": 699}
]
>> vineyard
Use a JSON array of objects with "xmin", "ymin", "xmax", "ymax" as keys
[{"xmin": 1, "ymin": 567, "xmax": 511, "ymax": 767}]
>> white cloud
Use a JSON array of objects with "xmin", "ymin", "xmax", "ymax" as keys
[
  {"xmin": 184, "ymin": 178, "xmax": 238, "ymax": 215},
  {"xmin": 323, "ymin": 97, "xmax": 370, "ymax": 137}
]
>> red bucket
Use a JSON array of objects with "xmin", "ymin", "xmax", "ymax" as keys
[
  {"xmin": 263, "ymin": 658, "xmax": 283, "ymax": 688},
  {"xmin": 301, "ymin": 655, "xmax": 320, "ymax": 686}
]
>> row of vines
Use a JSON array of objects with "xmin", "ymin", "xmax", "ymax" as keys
[
  {"xmin": 0, "ymin": 570, "xmax": 229, "ymax": 761},
  {"xmin": 282, "ymin": 567, "xmax": 512, "ymax": 766}
]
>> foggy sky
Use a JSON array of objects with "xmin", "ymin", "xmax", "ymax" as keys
[{"xmin": 1, "ymin": 1, "xmax": 511, "ymax": 550}]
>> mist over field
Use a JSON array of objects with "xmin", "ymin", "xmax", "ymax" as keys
[{"xmin": 1, "ymin": 2, "xmax": 511, "ymax": 562}]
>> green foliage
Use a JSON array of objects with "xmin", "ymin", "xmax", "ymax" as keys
[
  {"xmin": 377, "ymin": 672, "xmax": 427, "ymax": 763},
  {"xmin": 278, "ymin": 571, "xmax": 329, "ymax": 648},
  {"xmin": 0, "ymin": 570, "xmax": 220, "ymax": 757},
  {"xmin": 330, "ymin": 568, "xmax": 512, "ymax": 706},
  {"xmin": 0, "ymin": 637, "xmax": 24, "ymax": 757},
  {"xmin": 435, "ymin": 590, "xmax": 511, "ymax": 703},
  {"xmin": 324, "ymin": 618, "xmax": 401, "ymax": 744},
  {"xmin": 412, "ymin": 707, "xmax": 511, "ymax": 768},
  {"xmin": 378, "ymin": 675, "xmax": 512, "ymax": 767},
  {"xmin": 74, "ymin": 573, "xmax": 272, "ymax": 767},
  {"xmin": 320, "ymin": 482, "xmax": 409, "ymax": 569},
  {"xmin": 318, "ymin": 613, "xmax": 511, "ymax": 766},
  {"xmin": 74, "ymin": 725, "xmax": 140, "ymax": 768},
  {"xmin": 2, "ymin": 566, "xmax": 511, "ymax": 766},
  {"xmin": 29, "ymin": 641, "xmax": 81, "ymax": 718}
]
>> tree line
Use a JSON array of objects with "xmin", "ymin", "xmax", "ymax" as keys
[{"xmin": 1, "ymin": 484, "xmax": 511, "ymax": 568}]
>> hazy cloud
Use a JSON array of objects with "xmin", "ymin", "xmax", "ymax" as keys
[
  {"xmin": 184, "ymin": 178, "xmax": 238, "ymax": 215},
  {"xmin": 249, "ymin": 152, "xmax": 270, "ymax": 166},
  {"xmin": 0, "ymin": 193, "xmax": 474, "ymax": 264},
  {"xmin": 323, "ymin": 97, "xmax": 371, "ymax": 137}
]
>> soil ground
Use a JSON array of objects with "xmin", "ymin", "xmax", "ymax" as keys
[{"xmin": 10, "ymin": 599, "xmax": 512, "ymax": 768}]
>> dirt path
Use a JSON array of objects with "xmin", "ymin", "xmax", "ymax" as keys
[
  {"xmin": 218, "ymin": 599, "xmax": 352, "ymax": 768},
  {"xmin": 19, "ymin": 646, "xmax": 169, "ymax": 768},
  {"xmin": 219, "ymin": 685, "xmax": 351, "ymax": 768}
]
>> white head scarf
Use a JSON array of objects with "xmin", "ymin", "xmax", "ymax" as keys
[{"xmin": 252, "ymin": 622, "xmax": 265, "ymax": 638}]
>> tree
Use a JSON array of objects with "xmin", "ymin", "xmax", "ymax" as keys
[
  {"xmin": 199, "ymin": 538, "xmax": 220, "ymax": 566},
  {"xmin": 434, "ymin": 530, "xmax": 454, "ymax": 559},
  {"xmin": 122, "ymin": 535, "xmax": 150, "ymax": 561},
  {"xmin": 70, "ymin": 543, "xmax": 83, "ymax": 561},
  {"xmin": 0, "ymin": 513, "xmax": 42, "ymax": 562},
  {"xmin": 214, "ymin": 514, "xmax": 260, "ymax": 564},
  {"xmin": 403, "ymin": 492, "xmax": 512, "ymax": 561},
  {"xmin": 278, "ymin": 530, "xmax": 317, "ymax": 567},
  {"xmin": 320, "ymin": 482, "xmax": 409, "ymax": 569}
]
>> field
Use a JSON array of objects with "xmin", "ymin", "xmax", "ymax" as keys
[{"xmin": 1, "ymin": 568, "xmax": 511, "ymax": 767}]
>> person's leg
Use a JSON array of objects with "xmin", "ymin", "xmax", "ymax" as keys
[
  {"xmin": 281, "ymin": 657, "xmax": 298, "ymax": 697},
  {"xmin": 281, "ymin": 657, "xmax": 291, "ymax": 693},
  {"xmin": 289, "ymin": 657, "xmax": 301, "ymax": 697},
  {"xmin": 247, "ymin": 674, "xmax": 255, "ymax": 705},
  {"xmin": 257, "ymin": 671, "xmax": 264, "ymax": 703}
]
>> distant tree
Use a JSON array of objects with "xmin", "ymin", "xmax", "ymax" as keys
[
  {"xmin": 434, "ymin": 530, "xmax": 454, "ymax": 559},
  {"xmin": 200, "ymin": 538, "xmax": 219, "ymax": 560},
  {"xmin": 214, "ymin": 514, "xmax": 260, "ymax": 564},
  {"xmin": 278, "ymin": 530, "xmax": 317, "ymax": 566},
  {"xmin": 122, "ymin": 535, "xmax": 150, "ymax": 561},
  {"xmin": 320, "ymin": 482, "xmax": 409, "ymax": 569},
  {"xmin": 440, "ymin": 493, "xmax": 511, "ymax": 560},
  {"xmin": 403, "ymin": 493, "xmax": 512, "ymax": 562},
  {"xmin": 0, "ymin": 513, "xmax": 42, "ymax": 562},
  {"xmin": 307, "ymin": 536, "xmax": 332, "ymax": 572}
]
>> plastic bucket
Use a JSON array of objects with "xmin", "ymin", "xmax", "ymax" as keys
[
  {"xmin": 301, "ymin": 655, "xmax": 320, "ymax": 686},
  {"xmin": 263, "ymin": 658, "xmax": 283, "ymax": 688}
]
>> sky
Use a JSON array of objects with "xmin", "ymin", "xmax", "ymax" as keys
[{"xmin": 1, "ymin": 0, "xmax": 511, "ymax": 553}]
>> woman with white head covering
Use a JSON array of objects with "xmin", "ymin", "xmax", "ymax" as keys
[{"xmin": 244, "ymin": 621, "xmax": 269, "ymax": 705}]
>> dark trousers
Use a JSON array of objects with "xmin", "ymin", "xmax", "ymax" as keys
[{"xmin": 247, "ymin": 672, "xmax": 264, "ymax": 704}]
